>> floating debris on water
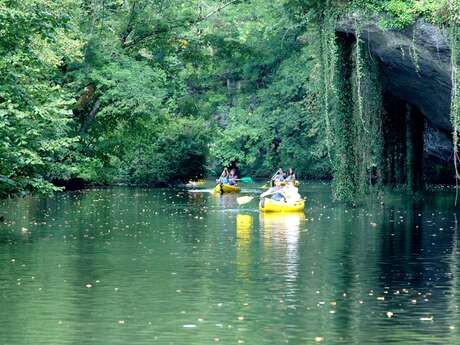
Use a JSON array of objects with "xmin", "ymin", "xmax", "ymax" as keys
[{"xmin": 420, "ymin": 316, "xmax": 434, "ymax": 321}]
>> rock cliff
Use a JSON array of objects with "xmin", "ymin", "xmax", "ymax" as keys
[{"xmin": 337, "ymin": 16, "xmax": 453, "ymax": 164}]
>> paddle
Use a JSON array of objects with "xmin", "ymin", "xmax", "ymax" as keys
[
  {"xmin": 217, "ymin": 168, "xmax": 228, "ymax": 181},
  {"xmin": 237, "ymin": 187, "xmax": 285, "ymax": 206},
  {"xmin": 271, "ymin": 168, "xmax": 282, "ymax": 180},
  {"xmin": 237, "ymin": 176, "xmax": 253, "ymax": 183},
  {"xmin": 260, "ymin": 169, "xmax": 282, "ymax": 189},
  {"xmin": 236, "ymin": 196, "xmax": 254, "ymax": 205}
]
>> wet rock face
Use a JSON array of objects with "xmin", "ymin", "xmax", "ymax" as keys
[
  {"xmin": 424, "ymin": 124, "xmax": 452, "ymax": 163},
  {"xmin": 337, "ymin": 16, "xmax": 453, "ymax": 163}
]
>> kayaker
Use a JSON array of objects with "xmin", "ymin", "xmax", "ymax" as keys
[
  {"xmin": 228, "ymin": 168, "xmax": 238, "ymax": 186},
  {"xmin": 271, "ymin": 168, "xmax": 285, "ymax": 186},
  {"xmin": 217, "ymin": 168, "xmax": 229, "ymax": 184},
  {"xmin": 283, "ymin": 180, "xmax": 301, "ymax": 203},
  {"xmin": 261, "ymin": 178, "xmax": 285, "ymax": 201},
  {"xmin": 285, "ymin": 168, "xmax": 296, "ymax": 183}
]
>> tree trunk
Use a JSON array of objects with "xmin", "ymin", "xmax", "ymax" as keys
[{"xmin": 79, "ymin": 99, "xmax": 101, "ymax": 135}]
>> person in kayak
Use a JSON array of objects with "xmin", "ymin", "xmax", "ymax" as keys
[
  {"xmin": 217, "ymin": 168, "xmax": 229, "ymax": 184},
  {"xmin": 261, "ymin": 178, "xmax": 285, "ymax": 201},
  {"xmin": 270, "ymin": 168, "xmax": 285, "ymax": 187},
  {"xmin": 228, "ymin": 168, "xmax": 238, "ymax": 186},
  {"xmin": 285, "ymin": 168, "xmax": 296, "ymax": 183},
  {"xmin": 283, "ymin": 180, "xmax": 301, "ymax": 203}
]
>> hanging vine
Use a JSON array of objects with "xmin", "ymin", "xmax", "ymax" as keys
[
  {"xmin": 354, "ymin": 16, "xmax": 368, "ymax": 133},
  {"xmin": 318, "ymin": 4, "xmax": 359, "ymax": 202},
  {"xmin": 316, "ymin": 2, "xmax": 393, "ymax": 202},
  {"xmin": 446, "ymin": 0, "xmax": 460, "ymax": 205},
  {"xmin": 450, "ymin": 24, "xmax": 460, "ymax": 205},
  {"xmin": 352, "ymin": 37, "xmax": 384, "ymax": 195},
  {"xmin": 319, "ymin": 3, "xmax": 339, "ymax": 165},
  {"xmin": 409, "ymin": 29, "xmax": 421, "ymax": 75}
]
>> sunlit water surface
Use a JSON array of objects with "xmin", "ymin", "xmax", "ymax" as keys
[{"xmin": 1, "ymin": 182, "xmax": 460, "ymax": 344}]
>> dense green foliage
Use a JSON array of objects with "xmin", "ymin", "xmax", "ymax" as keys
[
  {"xmin": 0, "ymin": 0, "xmax": 83, "ymax": 196},
  {"xmin": 1, "ymin": 0, "xmax": 459, "ymax": 199}
]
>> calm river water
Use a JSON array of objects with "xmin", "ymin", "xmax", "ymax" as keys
[{"xmin": 1, "ymin": 182, "xmax": 460, "ymax": 344}]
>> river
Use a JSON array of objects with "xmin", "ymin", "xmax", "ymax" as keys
[{"xmin": 1, "ymin": 182, "xmax": 459, "ymax": 344}]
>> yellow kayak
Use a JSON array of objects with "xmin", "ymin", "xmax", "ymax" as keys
[
  {"xmin": 259, "ymin": 198, "xmax": 305, "ymax": 212},
  {"xmin": 213, "ymin": 183, "xmax": 241, "ymax": 194}
]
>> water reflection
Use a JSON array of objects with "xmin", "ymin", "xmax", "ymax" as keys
[
  {"xmin": 1, "ymin": 186, "xmax": 460, "ymax": 344},
  {"xmin": 236, "ymin": 214, "xmax": 253, "ymax": 280},
  {"xmin": 260, "ymin": 212, "xmax": 304, "ymax": 294},
  {"xmin": 369, "ymin": 199, "xmax": 460, "ymax": 342},
  {"xmin": 211, "ymin": 193, "xmax": 240, "ymax": 210}
]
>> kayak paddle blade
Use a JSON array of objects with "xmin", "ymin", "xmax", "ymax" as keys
[
  {"xmin": 239, "ymin": 177, "xmax": 253, "ymax": 183},
  {"xmin": 236, "ymin": 196, "xmax": 254, "ymax": 205}
]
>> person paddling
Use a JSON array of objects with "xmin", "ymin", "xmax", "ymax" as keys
[
  {"xmin": 261, "ymin": 177, "xmax": 285, "ymax": 201},
  {"xmin": 285, "ymin": 168, "xmax": 296, "ymax": 183},
  {"xmin": 270, "ymin": 168, "xmax": 285, "ymax": 186},
  {"xmin": 228, "ymin": 168, "xmax": 238, "ymax": 186},
  {"xmin": 283, "ymin": 180, "xmax": 301, "ymax": 203},
  {"xmin": 217, "ymin": 168, "xmax": 229, "ymax": 184}
]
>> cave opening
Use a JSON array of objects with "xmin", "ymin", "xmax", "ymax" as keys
[
  {"xmin": 379, "ymin": 75, "xmax": 454, "ymax": 188},
  {"xmin": 381, "ymin": 92, "xmax": 425, "ymax": 191},
  {"xmin": 334, "ymin": 30, "xmax": 453, "ymax": 193}
]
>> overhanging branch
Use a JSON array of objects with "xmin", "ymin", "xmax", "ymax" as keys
[{"xmin": 122, "ymin": 0, "xmax": 241, "ymax": 49}]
